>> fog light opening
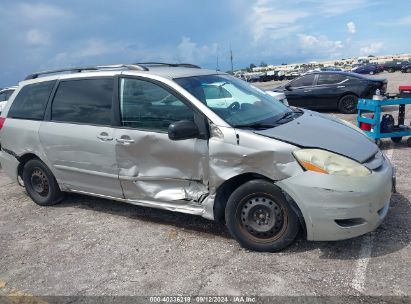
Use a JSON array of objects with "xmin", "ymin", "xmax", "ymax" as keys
[{"xmin": 335, "ymin": 218, "xmax": 366, "ymax": 228}]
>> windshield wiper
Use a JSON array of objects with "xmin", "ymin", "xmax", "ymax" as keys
[
  {"xmin": 233, "ymin": 122, "xmax": 278, "ymax": 130},
  {"xmin": 276, "ymin": 111, "xmax": 294, "ymax": 122}
]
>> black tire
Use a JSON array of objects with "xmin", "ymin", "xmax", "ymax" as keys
[
  {"xmin": 225, "ymin": 180, "xmax": 300, "ymax": 252},
  {"xmin": 406, "ymin": 68, "xmax": 411, "ymax": 73},
  {"xmin": 407, "ymin": 138, "xmax": 411, "ymax": 147},
  {"xmin": 338, "ymin": 94, "xmax": 358, "ymax": 114},
  {"xmin": 369, "ymin": 71, "xmax": 374, "ymax": 75},
  {"xmin": 22, "ymin": 159, "xmax": 63, "ymax": 206},
  {"xmin": 375, "ymin": 139, "xmax": 382, "ymax": 147},
  {"xmin": 391, "ymin": 137, "xmax": 402, "ymax": 143}
]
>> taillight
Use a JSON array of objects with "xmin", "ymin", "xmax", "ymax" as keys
[{"xmin": 0, "ymin": 117, "xmax": 6, "ymax": 130}]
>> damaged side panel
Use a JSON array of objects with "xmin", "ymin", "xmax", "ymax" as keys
[
  {"xmin": 115, "ymin": 128, "xmax": 210, "ymax": 204},
  {"xmin": 202, "ymin": 125, "xmax": 303, "ymax": 220}
]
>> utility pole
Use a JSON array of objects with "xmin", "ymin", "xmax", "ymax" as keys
[
  {"xmin": 216, "ymin": 45, "xmax": 219, "ymax": 72},
  {"xmin": 230, "ymin": 44, "xmax": 234, "ymax": 74}
]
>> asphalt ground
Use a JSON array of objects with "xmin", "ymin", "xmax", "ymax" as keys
[{"xmin": 0, "ymin": 71, "xmax": 410, "ymax": 301}]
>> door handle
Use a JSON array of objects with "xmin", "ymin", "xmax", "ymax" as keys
[
  {"xmin": 97, "ymin": 132, "xmax": 113, "ymax": 141},
  {"xmin": 303, "ymin": 90, "xmax": 312, "ymax": 93},
  {"xmin": 116, "ymin": 136, "xmax": 135, "ymax": 144},
  {"xmin": 337, "ymin": 85, "xmax": 346, "ymax": 88}
]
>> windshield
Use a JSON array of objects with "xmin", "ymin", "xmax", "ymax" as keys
[{"xmin": 174, "ymin": 74, "xmax": 293, "ymax": 128}]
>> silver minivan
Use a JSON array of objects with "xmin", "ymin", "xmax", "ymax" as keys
[{"xmin": 0, "ymin": 63, "xmax": 394, "ymax": 252}]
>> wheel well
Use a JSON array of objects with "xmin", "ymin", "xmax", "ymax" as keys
[
  {"xmin": 213, "ymin": 173, "xmax": 307, "ymax": 238},
  {"xmin": 17, "ymin": 153, "xmax": 39, "ymax": 178},
  {"xmin": 339, "ymin": 92, "xmax": 358, "ymax": 101},
  {"xmin": 213, "ymin": 173, "xmax": 270, "ymax": 223}
]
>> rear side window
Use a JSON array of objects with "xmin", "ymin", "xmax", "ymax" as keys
[
  {"xmin": 8, "ymin": 81, "xmax": 55, "ymax": 120},
  {"xmin": 4, "ymin": 90, "xmax": 14, "ymax": 100},
  {"xmin": 317, "ymin": 74, "xmax": 346, "ymax": 85},
  {"xmin": 51, "ymin": 78, "xmax": 113, "ymax": 125},
  {"xmin": 290, "ymin": 74, "xmax": 315, "ymax": 87}
]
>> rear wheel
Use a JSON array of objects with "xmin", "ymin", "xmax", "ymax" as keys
[
  {"xmin": 375, "ymin": 139, "xmax": 383, "ymax": 147},
  {"xmin": 391, "ymin": 137, "xmax": 402, "ymax": 143},
  {"xmin": 338, "ymin": 94, "xmax": 358, "ymax": 114},
  {"xmin": 225, "ymin": 180, "xmax": 300, "ymax": 252},
  {"xmin": 406, "ymin": 68, "xmax": 411, "ymax": 73},
  {"xmin": 22, "ymin": 159, "xmax": 63, "ymax": 206}
]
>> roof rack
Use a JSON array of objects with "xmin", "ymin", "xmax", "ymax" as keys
[
  {"xmin": 24, "ymin": 64, "xmax": 149, "ymax": 80},
  {"xmin": 135, "ymin": 62, "xmax": 201, "ymax": 69}
]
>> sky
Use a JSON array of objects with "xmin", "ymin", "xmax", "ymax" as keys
[{"xmin": 1, "ymin": 0, "xmax": 411, "ymax": 86}]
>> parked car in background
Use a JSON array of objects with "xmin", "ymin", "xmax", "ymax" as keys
[
  {"xmin": 285, "ymin": 71, "xmax": 300, "ymax": 80},
  {"xmin": 272, "ymin": 71, "xmax": 387, "ymax": 113},
  {"xmin": 401, "ymin": 62, "xmax": 411, "ymax": 73},
  {"xmin": 384, "ymin": 60, "xmax": 409, "ymax": 73},
  {"xmin": 319, "ymin": 67, "xmax": 344, "ymax": 72},
  {"xmin": 0, "ymin": 63, "xmax": 393, "ymax": 252},
  {"xmin": 0, "ymin": 87, "xmax": 17, "ymax": 114},
  {"xmin": 351, "ymin": 64, "xmax": 380, "ymax": 75},
  {"xmin": 274, "ymin": 70, "xmax": 286, "ymax": 81}
]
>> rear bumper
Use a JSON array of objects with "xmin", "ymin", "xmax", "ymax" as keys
[
  {"xmin": 0, "ymin": 150, "xmax": 19, "ymax": 182},
  {"xmin": 276, "ymin": 158, "xmax": 393, "ymax": 241}
]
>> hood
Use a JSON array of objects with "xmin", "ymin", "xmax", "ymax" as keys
[
  {"xmin": 266, "ymin": 91, "xmax": 285, "ymax": 98},
  {"xmin": 272, "ymin": 86, "xmax": 286, "ymax": 93},
  {"xmin": 255, "ymin": 110, "xmax": 379, "ymax": 163}
]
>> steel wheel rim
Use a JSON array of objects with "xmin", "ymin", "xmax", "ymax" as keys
[
  {"xmin": 238, "ymin": 195, "xmax": 287, "ymax": 242},
  {"xmin": 30, "ymin": 169, "xmax": 49, "ymax": 197}
]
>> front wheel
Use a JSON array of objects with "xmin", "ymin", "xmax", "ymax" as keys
[
  {"xmin": 225, "ymin": 180, "xmax": 300, "ymax": 252},
  {"xmin": 22, "ymin": 159, "xmax": 63, "ymax": 206},
  {"xmin": 338, "ymin": 94, "xmax": 358, "ymax": 114}
]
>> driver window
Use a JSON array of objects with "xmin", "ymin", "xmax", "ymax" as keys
[
  {"xmin": 120, "ymin": 78, "xmax": 195, "ymax": 133},
  {"xmin": 289, "ymin": 74, "xmax": 315, "ymax": 88}
]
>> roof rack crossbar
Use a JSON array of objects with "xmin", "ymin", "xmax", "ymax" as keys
[
  {"xmin": 24, "ymin": 64, "xmax": 149, "ymax": 80},
  {"xmin": 134, "ymin": 62, "xmax": 201, "ymax": 69}
]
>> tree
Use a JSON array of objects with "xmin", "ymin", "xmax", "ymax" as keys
[
  {"xmin": 260, "ymin": 61, "xmax": 268, "ymax": 67},
  {"xmin": 249, "ymin": 63, "xmax": 256, "ymax": 69}
]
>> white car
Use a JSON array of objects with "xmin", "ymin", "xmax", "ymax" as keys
[
  {"xmin": 203, "ymin": 82, "xmax": 289, "ymax": 108},
  {"xmin": 0, "ymin": 87, "xmax": 17, "ymax": 114}
]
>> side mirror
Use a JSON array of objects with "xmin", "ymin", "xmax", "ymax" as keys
[{"xmin": 168, "ymin": 120, "xmax": 199, "ymax": 141}]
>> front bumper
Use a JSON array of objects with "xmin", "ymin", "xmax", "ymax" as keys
[{"xmin": 276, "ymin": 158, "xmax": 393, "ymax": 241}]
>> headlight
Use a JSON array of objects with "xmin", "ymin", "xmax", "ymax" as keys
[{"xmin": 293, "ymin": 149, "xmax": 371, "ymax": 176}]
